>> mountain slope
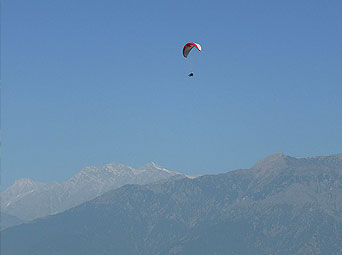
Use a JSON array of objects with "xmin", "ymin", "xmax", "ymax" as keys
[
  {"xmin": 1, "ymin": 162, "xmax": 185, "ymax": 221},
  {"xmin": 0, "ymin": 212, "xmax": 25, "ymax": 230},
  {"xmin": 2, "ymin": 153, "xmax": 342, "ymax": 255}
]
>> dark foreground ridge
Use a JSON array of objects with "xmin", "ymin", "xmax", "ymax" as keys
[{"xmin": 2, "ymin": 153, "xmax": 342, "ymax": 255}]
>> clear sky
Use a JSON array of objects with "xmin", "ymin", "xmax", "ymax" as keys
[{"xmin": 2, "ymin": 0, "xmax": 342, "ymax": 188}]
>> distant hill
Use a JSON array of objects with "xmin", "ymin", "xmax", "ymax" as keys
[
  {"xmin": 2, "ymin": 153, "xmax": 342, "ymax": 255},
  {"xmin": 1, "ymin": 162, "xmax": 186, "ymax": 221}
]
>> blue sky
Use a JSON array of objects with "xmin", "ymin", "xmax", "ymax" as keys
[{"xmin": 2, "ymin": 0, "xmax": 342, "ymax": 188}]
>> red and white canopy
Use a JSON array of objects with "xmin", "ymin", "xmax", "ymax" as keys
[{"xmin": 183, "ymin": 42, "xmax": 202, "ymax": 58}]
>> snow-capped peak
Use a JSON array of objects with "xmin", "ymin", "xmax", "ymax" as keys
[
  {"xmin": 6, "ymin": 178, "xmax": 43, "ymax": 193},
  {"xmin": 139, "ymin": 162, "xmax": 180, "ymax": 175}
]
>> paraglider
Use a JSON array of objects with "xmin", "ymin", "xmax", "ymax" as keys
[
  {"xmin": 183, "ymin": 42, "xmax": 201, "ymax": 77},
  {"xmin": 183, "ymin": 42, "xmax": 202, "ymax": 58}
]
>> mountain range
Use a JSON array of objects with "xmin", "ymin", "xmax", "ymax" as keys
[
  {"xmin": 2, "ymin": 153, "xmax": 342, "ymax": 254},
  {"xmin": 1, "ymin": 162, "xmax": 186, "ymax": 223}
]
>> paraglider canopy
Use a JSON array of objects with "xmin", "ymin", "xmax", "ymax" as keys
[{"xmin": 183, "ymin": 42, "xmax": 202, "ymax": 58}]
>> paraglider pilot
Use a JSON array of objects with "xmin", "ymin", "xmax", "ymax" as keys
[{"xmin": 183, "ymin": 42, "xmax": 201, "ymax": 78}]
